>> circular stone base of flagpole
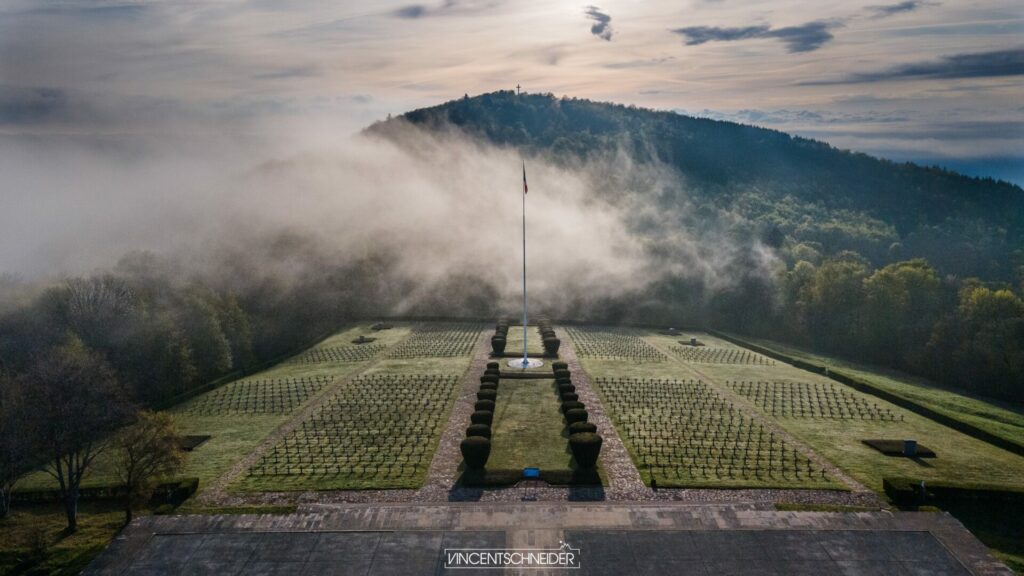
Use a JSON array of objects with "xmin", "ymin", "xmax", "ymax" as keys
[{"xmin": 507, "ymin": 358, "xmax": 544, "ymax": 369}]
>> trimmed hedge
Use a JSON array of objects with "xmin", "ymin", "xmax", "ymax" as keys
[
  {"xmin": 461, "ymin": 436, "xmax": 491, "ymax": 469},
  {"xmin": 561, "ymin": 400, "xmax": 585, "ymax": 414},
  {"xmin": 543, "ymin": 338, "xmax": 560, "ymax": 357},
  {"xmin": 475, "ymin": 399, "xmax": 496, "ymax": 412},
  {"xmin": 12, "ymin": 477, "xmax": 200, "ymax": 506},
  {"xmin": 486, "ymin": 361, "xmax": 500, "ymax": 370},
  {"xmin": 561, "ymin": 392, "xmax": 579, "ymax": 403},
  {"xmin": 883, "ymin": 477, "xmax": 1024, "ymax": 507},
  {"xmin": 569, "ymin": 421, "xmax": 598, "ymax": 434},
  {"xmin": 477, "ymin": 390, "xmax": 497, "ymax": 401},
  {"xmin": 553, "ymin": 369, "xmax": 571, "ymax": 380},
  {"xmin": 479, "ymin": 382, "xmax": 498, "ymax": 391},
  {"xmin": 565, "ymin": 408, "xmax": 588, "ymax": 424},
  {"xmin": 569, "ymin": 433, "xmax": 603, "ymax": 468},
  {"xmin": 558, "ymin": 384, "xmax": 576, "ymax": 394},
  {"xmin": 491, "ymin": 337, "xmax": 507, "ymax": 354},
  {"xmin": 466, "ymin": 423, "xmax": 492, "ymax": 438},
  {"xmin": 471, "ymin": 410, "xmax": 494, "ymax": 425},
  {"xmin": 480, "ymin": 374, "xmax": 499, "ymax": 384},
  {"xmin": 552, "ymin": 361, "xmax": 568, "ymax": 371}
]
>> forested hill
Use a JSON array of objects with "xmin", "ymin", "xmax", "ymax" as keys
[{"xmin": 368, "ymin": 90, "xmax": 1023, "ymax": 280}]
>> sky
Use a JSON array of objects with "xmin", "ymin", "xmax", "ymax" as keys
[{"xmin": 0, "ymin": 0, "xmax": 1021, "ymax": 184}]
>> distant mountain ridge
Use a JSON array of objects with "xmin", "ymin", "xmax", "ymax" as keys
[{"xmin": 368, "ymin": 91, "xmax": 1023, "ymax": 280}]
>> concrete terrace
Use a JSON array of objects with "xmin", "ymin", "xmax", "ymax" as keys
[{"xmin": 84, "ymin": 502, "xmax": 1012, "ymax": 575}]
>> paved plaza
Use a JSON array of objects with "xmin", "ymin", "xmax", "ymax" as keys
[{"xmin": 83, "ymin": 503, "xmax": 1012, "ymax": 575}]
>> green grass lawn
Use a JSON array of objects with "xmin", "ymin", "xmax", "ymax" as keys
[
  {"xmin": 14, "ymin": 323, "xmax": 411, "ymax": 496},
  {"xmin": 500, "ymin": 325, "xmax": 548, "ymax": 357},
  {"xmin": 232, "ymin": 372, "xmax": 464, "ymax": 491},
  {"xmin": 650, "ymin": 332, "xmax": 1024, "ymax": 493},
  {"xmin": 0, "ymin": 501, "xmax": 126, "ymax": 576},
  {"xmin": 231, "ymin": 325, "xmax": 482, "ymax": 492},
  {"xmin": 732, "ymin": 334, "xmax": 1024, "ymax": 450},
  {"xmin": 2, "ymin": 323, "xmax": 418, "ymax": 576},
  {"xmin": 570, "ymin": 330, "xmax": 837, "ymax": 490},
  {"xmin": 487, "ymin": 379, "xmax": 574, "ymax": 471}
]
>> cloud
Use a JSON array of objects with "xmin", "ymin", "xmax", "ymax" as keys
[
  {"xmin": 765, "ymin": 22, "xmax": 836, "ymax": 52},
  {"xmin": 690, "ymin": 107, "xmax": 909, "ymax": 126},
  {"xmin": 603, "ymin": 56, "xmax": 675, "ymax": 69},
  {"xmin": 804, "ymin": 48, "xmax": 1024, "ymax": 84},
  {"xmin": 0, "ymin": 86, "xmax": 73, "ymax": 125},
  {"xmin": 672, "ymin": 25, "xmax": 770, "ymax": 46},
  {"xmin": 394, "ymin": 4, "xmax": 430, "ymax": 18},
  {"xmin": 866, "ymin": 1, "xmax": 928, "ymax": 18},
  {"xmin": 391, "ymin": 0, "xmax": 497, "ymax": 19},
  {"xmin": 252, "ymin": 66, "xmax": 321, "ymax": 80},
  {"xmin": 584, "ymin": 6, "xmax": 613, "ymax": 41},
  {"xmin": 671, "ymin": 21, "xmax": 836, "ymax": 53}
]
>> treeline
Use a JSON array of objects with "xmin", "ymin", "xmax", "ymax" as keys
[
  {"xmin": 1, "ymin": 253, "xmax": 324, "ymax": 407},
  {"xmin": 712, "ymin": 247, "xmax": 1024, "ymax": 402},
  {"xmin": 0, "ymin": 235, "xmax": 504, "ymax": 408},
  {"xmin": 374, "ymin": 91, "xmax": 1024, "ymax": 400}
]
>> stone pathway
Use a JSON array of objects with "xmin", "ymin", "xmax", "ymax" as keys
[
  {"xmin": 557, "ymin": 327, "xmax": 648, "ymax": 499},
  {"xmin": 83, "ymin": 502, "xmax": 1011, "ymax": 575}
]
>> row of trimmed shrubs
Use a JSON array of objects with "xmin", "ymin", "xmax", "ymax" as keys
[
  {"xmin": 492, "ymin": 318, "xmax": 510, "ymax": 354},
  {"xmin": 537, "ymin": 318, "xmax": 560, "ymax": 357},
  {"xmin": 552, "ymin": 361, "xmax": 602, "ymax": 469},
  {"xmin": 12, "ymin": 477, "xmax": 199, "ymax": 507},
  {"xmin": 460, "ymin": 361, "xmax": 502, "ymax": 469},
  {"xmin": 884, "ymin": 477, "xmax": 1024, "ymax": 507},
  {"xmin": 489, "ymin": 317, "xmax": 561, "ymax": 357}
]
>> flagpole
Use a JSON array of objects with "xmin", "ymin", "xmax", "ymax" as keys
[{"xmin": 521, "ymin": 161, "xmax": 528, "ymax": 367}]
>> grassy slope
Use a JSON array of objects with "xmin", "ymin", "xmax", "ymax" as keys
[
  {"xmin": 500, "ymin": 327, "xmax": 547, "ymax": 355},
  {"xmin": 14, "ymin": 324, "xmax": 411, "ymax": 495},
  {"xmin": 487, "ymin": 378, "xmax": 573, "ymax": 471},
  {"xmin": 230, "ymin": 325, "xmax": 480, "ymax": 491},
  {"xmin": 574, "ymin": 339, "xmax": 838, "ymax": 489},
  {"xmin": 734, "ymin": 334, "xmax": 1024, "ymax": 448},
  {"xmin": 0, "ymin": 502, "xmax": 125, "ymax": 576},
  {"xmin": 651, "ymin": 332, "xmax": 1024, "ymax": 493}
]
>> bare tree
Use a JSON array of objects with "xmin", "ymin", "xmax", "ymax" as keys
[
  {"xmin": 21, "ymin": 339, "xmax": 132, "ymax": 532},
  {"xmin": 0, "ymin": 373, "xmax": 30, "ymax": 517},
  {"xmin": 109, "ymin": 410, "xmax": 185, "ymax": 523}
]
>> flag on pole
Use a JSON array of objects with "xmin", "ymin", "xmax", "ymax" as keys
[{"xmin": 523, "ymin": 162, "xmax": 528, "ymax": 194}]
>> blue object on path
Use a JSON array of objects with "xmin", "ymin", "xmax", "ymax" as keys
[{"xmin": 523, "ymin": 467, "xmax": 541, "ymax": 479}]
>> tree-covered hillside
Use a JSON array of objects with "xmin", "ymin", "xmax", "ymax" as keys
[
  {"xmin": 370, "ymin": 91, "xmax": 1024, "ymax": 401},
  {"xmin": 369, "ymin": 90, "xmax": 1023, "ymax": 281}
]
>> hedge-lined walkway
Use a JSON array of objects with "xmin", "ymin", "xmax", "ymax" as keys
[
  {"xmin": 191, "ymin": 324, "xmax": 884, "ymax": 509},
  {"xmin": 557, "ymin": 330, "xmax": 648, "ymax": 498}
]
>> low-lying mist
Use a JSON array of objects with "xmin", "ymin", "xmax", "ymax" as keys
[{"xmin": 0, "ymin": 116, "xmax": 778, "ymax": 323}]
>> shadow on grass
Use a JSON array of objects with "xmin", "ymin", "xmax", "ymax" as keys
[{"xmin": 915, "ymin": 500, "xmax": 1024, "ymax": 573}]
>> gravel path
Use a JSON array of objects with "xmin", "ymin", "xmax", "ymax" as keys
[{"xmin": 558, "ymin": 326, "xmax": 649, "ymax": 498}]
